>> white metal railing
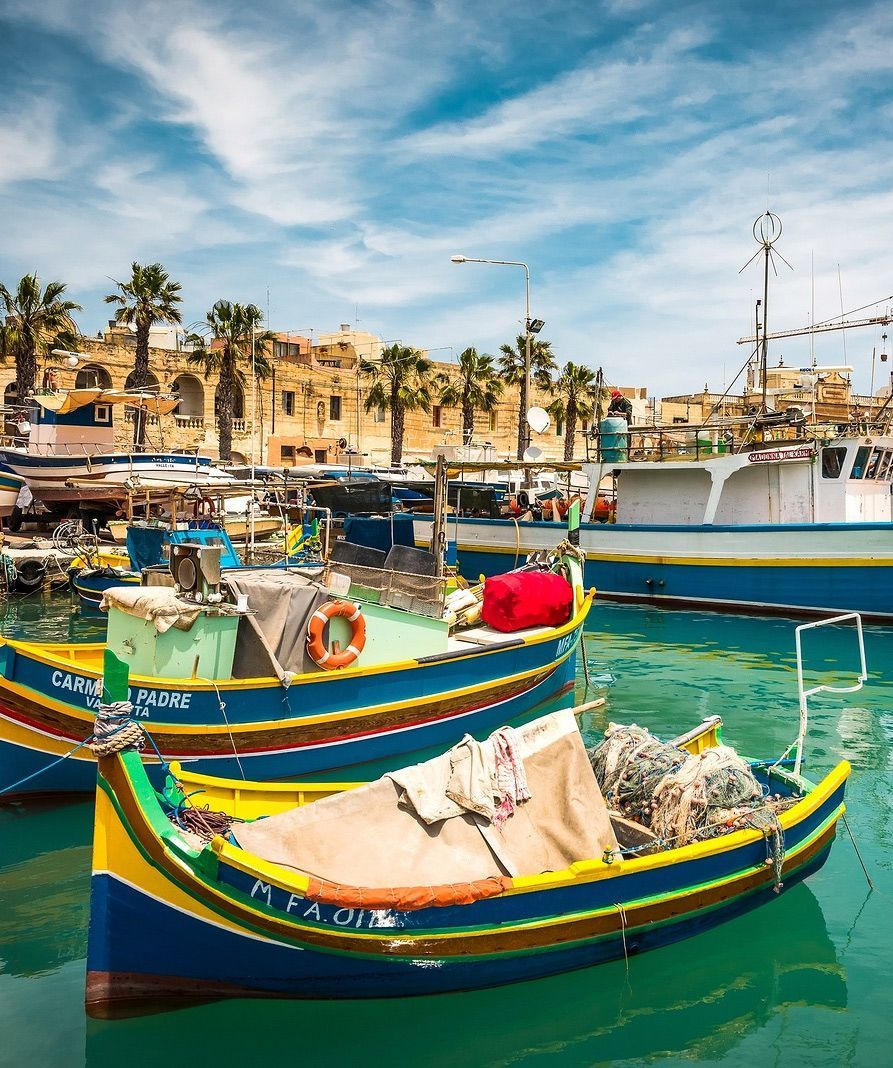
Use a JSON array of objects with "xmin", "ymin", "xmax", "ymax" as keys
[{"xmin": 793, "ymin": 612, "xmax": 868, "ymax": 775}]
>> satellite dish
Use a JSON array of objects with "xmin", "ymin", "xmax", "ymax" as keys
[
  {"xmin": 522, "ymin": 445, "xmax": 543, "ymax": 462},
  {"xmin": 526, "ymin": 406, "xmax": 550, "ymax": 434}
]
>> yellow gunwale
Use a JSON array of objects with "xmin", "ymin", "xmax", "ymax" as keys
[
  {"xmin": 0, "ymin": 645, "xmax": 574, "ymax": 736},
  {"xmin": 454, "ymin": 543, "xmax": 893, "ymax": 568},
  {"xmin": 189, "ymin": 761, "xmax": 848, "ymax": 918},
  {"xmin": 0, "ymin": 591, "xmax": 593, "ymax": 691}
]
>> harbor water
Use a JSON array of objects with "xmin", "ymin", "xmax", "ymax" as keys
[{"xmin": 1, "ymin": 594, "xmax": 890, "ymax": 1066}]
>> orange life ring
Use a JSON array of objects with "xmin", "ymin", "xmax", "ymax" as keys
[
  {"xmin": 192, "ymin": 496, "xmax": 213, "ymax": 519},
  {"xmin": 306, "ymin": 600, "xmax": 366, "ymax": 669}
]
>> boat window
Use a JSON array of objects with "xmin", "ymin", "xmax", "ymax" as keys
[
  {"xmin": 864, "ymin": 449, "xmax": 882, "ymax": 480},
  {"xmin": 850, "ymin": 446, "xmax": 871, "ymax": 479},
  {"xmin": 877, "ymin": 450, "xmax": 893, "ymax": 481},
  {"xmin": 821, "ymin": 446, "xmax": 847, "ymax": 478},
  {"xmin": 94, "ymin": 404, "xmax": 112, "ymax": 424}
]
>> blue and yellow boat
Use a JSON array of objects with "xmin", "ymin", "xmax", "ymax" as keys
[
  {"xmin": 0, "ymin": 549, "xmax": 591, "ymax": 795},
  {"xmin": 85, "ymin": 709, "xmax": 849, "ymax": 1016}
]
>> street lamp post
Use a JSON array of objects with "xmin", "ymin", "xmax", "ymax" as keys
[{"xmin": 451, "ymin": 254, "xmax": 533, "ymax": 455}]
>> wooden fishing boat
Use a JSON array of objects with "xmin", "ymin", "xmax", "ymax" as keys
[
  {"xmin": 85, "ymin": 706, "xmax": 850, "ymax": 1016},
  {"xmin": 0, "ymin": 545, "xmax": 591, "ymax": 795},
  {"xmin": 0, "ymin": 468, "xmax": 26, "ymax": 519}
]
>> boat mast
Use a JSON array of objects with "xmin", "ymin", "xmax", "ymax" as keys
[{"xmin": 739, "ymin": 212, "xmax": 791, "ymax": 422}]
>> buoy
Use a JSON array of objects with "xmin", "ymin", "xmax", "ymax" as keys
[{"xmin": 306, "ymin": 600, "xmax": 366, "ymax": 669}]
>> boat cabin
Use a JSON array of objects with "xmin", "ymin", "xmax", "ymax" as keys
[
  {"xmin": 23, "ymin": 390, "xmax": 178, "ymax": 457},
  {"xmin": 582, "ymin": 436, "xmax": 893, "ymax": 526}
]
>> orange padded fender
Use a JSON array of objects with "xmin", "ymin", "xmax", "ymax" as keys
[{"xmin": 304, "ymin": 875, "xmax": 513, "ymax": 911}]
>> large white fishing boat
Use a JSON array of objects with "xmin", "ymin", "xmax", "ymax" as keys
[{"xmin": 420, "ymin": 430, "xmax": 893, "ymax": 621}]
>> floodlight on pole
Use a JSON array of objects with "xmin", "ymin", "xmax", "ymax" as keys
[
  {"xmin": 450, "ymin": 253, "xmax": 534, "ymax": 454},
  {"xmin": 50, "ymin": 349, "xmax": 82, "ymax": 368}
]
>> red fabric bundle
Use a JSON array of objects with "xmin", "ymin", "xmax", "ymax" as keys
[{"xmin": 481, "ymin": 570, "xmax": 574, "ymax": 632}]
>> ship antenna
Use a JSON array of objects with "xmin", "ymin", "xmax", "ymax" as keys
[{"xmin": 739, "ymin": 212, "xmax": 793, "ymax": 416}]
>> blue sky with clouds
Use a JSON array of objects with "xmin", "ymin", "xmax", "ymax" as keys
[{"xmin": 1, "ymin": 0, "xmax": 892, "ymax": 395}]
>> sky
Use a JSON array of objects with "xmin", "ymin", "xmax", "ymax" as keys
[{"xmin": 1, "ymin": 0, "xmax": 893, "ymax": 397}]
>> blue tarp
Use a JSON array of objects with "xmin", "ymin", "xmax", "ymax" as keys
[
  {"xmin": 124, "ymin": 526, "xmax": 168, "ymax": 572},
  {"xmin": 343, "ymin": 514, "xmax": 415, "ymax": 554},
  {"xmin": 123, "ymin": 523, "xmax": 243, "ymax": 572}
]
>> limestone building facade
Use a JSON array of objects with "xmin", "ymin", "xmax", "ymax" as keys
[{"xmin": 3, "ymin": 323, "xmax": 630, "ymax": 466}]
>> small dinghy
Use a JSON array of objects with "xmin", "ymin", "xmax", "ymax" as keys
[{"xmin": 85, "ymin": 698, "xmax": 849, "ymax": 1016}]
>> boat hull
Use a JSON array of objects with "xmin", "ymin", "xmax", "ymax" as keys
[
  {"xmin": 0, "ymin": 598, "xmax": 588, "ymax": 795},
  {"xmin": 69, "ymin": 567, "xmax": 139, "ymax": 611},
  {"xmin": 0, "ymin": 470, "xmax": 25, "ymax": 518},
  {"xmin": 0, "ymin": 450, "xmax": 234, "ymax": 507},
  {"xmin": 84, "ymin": 750, "xmax": 848, "ymax": 1014},
  {"xmin": 421, "ymin": 517, "xmax": 893, "ymax": 620}
]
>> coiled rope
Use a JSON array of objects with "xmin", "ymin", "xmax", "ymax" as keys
[{"xmin": 89, "ymin": 701, "xmax": 145, "ymax": 756}]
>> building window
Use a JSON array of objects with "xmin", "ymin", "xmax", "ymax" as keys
[
  {"xmin": 581, "ymin": 419, "xmax": 588, "ymax": 432},
  {"xmin": 282, "ymin": 390, "xmax": 295, "ymax": 416},
  {"xmin": 314, "ymin": 449, "xmax": 327, "ymax": 463},
  {"xmin": 329, "ymin": 395, "xmax": 342, "ymax": 420},
  {"xmin": 489, "ymin": 410, "xmax": 497, "ymax": 432},
  {"xmin": 374, "ymin": 405, "xmax": 385, "ymax": 423},
  {"xmin": 280, "ymin": 444, "xmax": 295, "ymax": 464},
  {"xmin": 274, "ymin": 341, "xmax": 303, "ymax": 358},
  {"xmin": 555, "ymin": 418, "xmax": 563, "ymax": 436},
  {"xmin": 672, "ymin": 416, "xmax": 686, "ymax": 424},
  {"xmin": 432, "ymin": 405, "xmax": 442, "ymax": 428}
]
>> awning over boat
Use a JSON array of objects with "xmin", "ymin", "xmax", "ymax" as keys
[
  {"xmin": 233, "ymin": 709, "xmax": 619, "ymax": 887},
  {"xmin": 31, "ymin": 388, "xmax": 103, "ymax": 414},
  {"xmin": 30, "ymin": 389, "xmax": 180, "ymax": 416}
]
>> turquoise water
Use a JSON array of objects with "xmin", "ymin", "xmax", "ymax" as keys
[{"xmin": 1, "ymin": 595, "xmax": 891, "ymax": 1066}]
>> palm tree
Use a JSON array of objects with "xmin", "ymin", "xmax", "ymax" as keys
[
  {"xmin": 186, "ymin": 301, "xmax": 275, "ymax": 462},
  {"xmin": 547, "ymin": 361, "xmax": 603, "ymax": 461},
  {"xmin": 105, "ymin": 263, "xmax": 182, "ymax": 445},
  {"xmin": 498, "ymin": 334, "xmax": 557, "ymax": 458},
  {"xmin": 0, "ymin": 273, "xmax": 81, "ymax": 400},
  {"xmin": 361, "ymin": 344, "xmax": 433, "ymax": 464},
  {"xmin": 437, "ymin": 348, "xmax": 503, "ymax": 443}
]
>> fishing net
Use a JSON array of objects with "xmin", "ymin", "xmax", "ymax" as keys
[{"xmin": 589, "ymin": 723, "xmax": 795, "ymax": 887}]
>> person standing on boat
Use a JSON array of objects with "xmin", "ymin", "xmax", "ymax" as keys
[{"xmin": 607, "ymin": 389, "xmax": 633, "ymax": 424}]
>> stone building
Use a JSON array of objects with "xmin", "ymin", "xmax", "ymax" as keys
[{"xmin": 2, "ymin": 323, "xmax": 637, "ymax": 466}]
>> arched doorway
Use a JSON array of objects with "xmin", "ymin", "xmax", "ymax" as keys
[
  {"xmin": 125, "ymin": 371, "xmax": 160, "ymax": 391},
  {"xmin": 171, "ymin": 374, "xmax": 205, "ymax": 421},
  {"xmin": 3, "ymin": 382, "xmax": 17, "ymax": 406},
  {"xmin": 75, "ymin": 365, "xmax": 112, "ymax": 389}
]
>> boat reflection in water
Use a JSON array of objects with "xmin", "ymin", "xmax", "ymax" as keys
[
  {"xmin": 0, "ymin": 797, "xmax": 92, "ymax": 979},
  {"xmin": 83, "ymin": 884, "xmax": 845, "ymax": 1066}
]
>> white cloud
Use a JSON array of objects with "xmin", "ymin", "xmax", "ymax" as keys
[{"xmin": 2, "ymin": 0, "xmax": 893, "ymax": 399}]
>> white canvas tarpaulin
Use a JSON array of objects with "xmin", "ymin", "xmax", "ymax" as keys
[
  {"xmin": 233, "ymin": 709, "xmax": 619, "ymax": 887},
  {"xmin": 100, "ymin": 586, "xmax": 202, "ymax": 633}
]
